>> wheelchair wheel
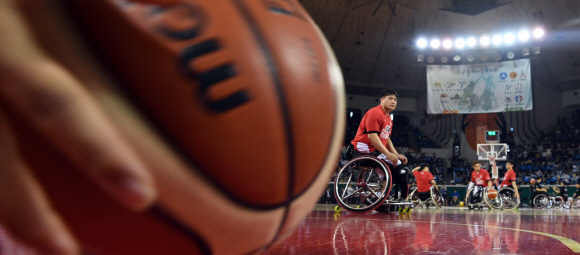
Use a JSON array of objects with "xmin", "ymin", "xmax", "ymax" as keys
[
  {"xmin": 553, "ymin": 197, "xmax": 564, "ymax": 209},
  {"xmin": 408, "ymin": 188, "xmax": 419, "ymax": 203},
  {"xmin": 430, "ymin": 187, "xmax": 444, "ymax": 209},
  {"xmin": 483, "ymin": 188, "xmax": 503, "ymax": 210},
  {"xmin": 498, "ymin": 187, "xmax": 520, "ymax": 210},
  {"xmin": 465, "ymin": 187, "xmax": 483, "ymax": 207},
  {"xmin": 334, "ymin": 156, "xmax": 392, "ymax": 213},
  {"xmin": 533, "ymin": 194, "xmax": 549, "ymax": 208},
  {"xmin": 574, "ymin": 198, "xmax": 580, "ymax": 209}
]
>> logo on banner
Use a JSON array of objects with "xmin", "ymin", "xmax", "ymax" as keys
[
  {"xmin": 510, "ymin": 72, "xmax": 518, "ymax": 79},
  {"xmin": 451, "ymin": 94, "xmax": 461, "ymax": 100},
  {"xmin": 520, "ymin": 72, "xmax": 527, "ymax": 79},
  {"xmin": 435, "ymin": 82, "xmax": 441, "ymax": 88},
  {"xmin": 515, "ymin": 83, "xmax": 523, "ymax": 91},
  {"xmin": 515, "ymin": 95, "xmax": 523, "ymax": 102},
  {"xmin": 506, "ymin": 96, "xmax": 511, "ymax": 103},
  {"xmin": 440, "ymin": 94, "xmax": 448, "ymax": 103},
  {"xmin": 500, "ymin": 72, "xmax": 508, "ymax": 80}
]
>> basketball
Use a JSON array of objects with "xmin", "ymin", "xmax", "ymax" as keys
[
  {"xmin": 531, "ymin": 179, "xmax": 536, "ymax": 184},
  {"xmin": 9, "ymin": 0, "xmax": 345, "ymax": 254},
  {"xmin": 487, "ymin": 189, "xmax": 497, "ymax": 200}
]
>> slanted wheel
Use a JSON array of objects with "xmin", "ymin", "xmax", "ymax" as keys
[
  {"xmin": 553, "ymin": 197, "xmax": 564, "ymax": 209},
  {"xmin": 483, "ymin": 188, "xmax": 503, "ymax": 210},
  {"xmin": 334, "ymin": 156, "xmax": 392, "ymax": 213},
  {"xmin": 430, "ymin": 186, "xmax": 444, "ymax": 209},
  {"xmin": 498, "ymin": 187, "xmax": 520, "ymax": 210},
  {"xmin": 573, "ymin": 198, "xmax": 580, "ymax": 209},
  {"xmin": 533, "ymin": 194, "xmax": 549, "ymax": 208}
]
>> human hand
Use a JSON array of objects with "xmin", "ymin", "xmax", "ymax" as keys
[
  {"xmin": 397, "ymin": 154, "xmax": 408, "ymax": 165},
  {"xmin": 386, "ymin": 153, "xmax": 399, "ymax": 163},
  {"xmin": 0, "ymin": 1, "xmax": 157, "ymax": 253}
]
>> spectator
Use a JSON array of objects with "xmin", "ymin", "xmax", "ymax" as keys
[
  {"xmin": 449, "ymin": 196, "xmax": 460, "ymax": 206},
  {"xmin": 452, "ymin": 190, "xmax": 459, "ymax": 200}
]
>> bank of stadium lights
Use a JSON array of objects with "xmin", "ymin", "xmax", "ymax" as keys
[
  {"xmin": 416, "ymin": 28, "xmax": 545, "ymax": 50},
  {"xmin": 466, "ymin": 37, "xmax": 477, "ymax": 47}
]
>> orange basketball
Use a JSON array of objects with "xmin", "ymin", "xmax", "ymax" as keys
[
  {"xmin": 10, "ymin": 0, "xmax": 345, "ymax": 254},
  {"xmin": 487, "ymin": 189, "xmax": 498, "ymax": 199},
  {"xmin": 531, "ymin": 179, "xmax": 536, "ymax": 184}
]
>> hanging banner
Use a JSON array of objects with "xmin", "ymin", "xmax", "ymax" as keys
[{"xmin": 426, "ymin": 59, "xmax": 532, "ymax": 114}]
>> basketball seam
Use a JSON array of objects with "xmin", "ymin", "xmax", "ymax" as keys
[{"xmin": 228, "ymin": 0, "xmax": 296, "ymax": 250}]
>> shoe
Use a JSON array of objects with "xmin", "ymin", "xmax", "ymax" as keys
[{"xmin": 468, "ymin": 204, "xmax": 474, "ymax": 210}]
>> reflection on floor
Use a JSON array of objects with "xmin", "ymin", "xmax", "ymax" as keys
[{"xmin": 264, "ymin": 205, "xmax": 580, "ymax": 255}]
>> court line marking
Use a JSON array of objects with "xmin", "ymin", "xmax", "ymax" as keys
[{"xmin": 308, "ymin": 217, "xmax": 580, "ymax": 253}]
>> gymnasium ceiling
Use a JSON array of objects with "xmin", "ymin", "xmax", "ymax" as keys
[{"xmin": 298, "ymin": 0, "xmax": 580, "ymax": 98}]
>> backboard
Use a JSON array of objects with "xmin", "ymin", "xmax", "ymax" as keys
[{"xmin": 477, "ymin": 143, "xmax": 507, "ymax": 179}]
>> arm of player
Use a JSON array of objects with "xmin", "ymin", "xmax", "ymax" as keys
[
  {"xmin": 511, "ymin": 181, "xmax": 519, "ymax": 197},
  {"xmin": 431, "ymin": 180, "xmax": 439, "ymax": 191},
  {"xmin": 386, "ymin": 138, "xmax": 407, "ymax": 164},
  {"xmin": 368, "ymin": 133, "xmax": 398, "ymax": 162}
]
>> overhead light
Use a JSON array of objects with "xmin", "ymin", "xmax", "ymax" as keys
[
  {"xmin": 492, "ymin": 35, "xmax": 503, "ymax": 45},
  {"xmin": 533, "ymin": 28, "xmax": 545, "ymax": 39},
  {"xmin": 441, "ymin": 56, "xmax": 448, "ymax": 63},
  {"xmin": 480, "ymin": 36, "xmax": 490, "ymax": 46},
  {"xmin": 430, "ymin": 39, "xmax": 441, "ymax": 49},
  {"xmin": 504, "ymin": 33, "xmax": 515, "ymax": 44},
  {"xmin": 455, "ymin": 38, "xmax": 465, "ymax": 49},
  {"xmin": 467, "ymin": 55, "xmax": 474, "ymax": 62},
  {"xmin": 522, "ymin": 48, "xmax": 530, "ymax": 56},
  {"xmin": 418, "ymin": 54, "xmax": 425, "ymax": 61},
  {"xmin": 443, "ymin": 39, "xmax": 453, "ymax": 49},
  {"xmin": 518, "ymin": 30, "xmax": 530, "ymax": 42},
  {"xmin": 428, "ymin": 56, "xmax": 435, "ymax": 63},
  {"xmin": 417, "ymin": 38, "xmax": 427, "ymax": 48},
  {"xmin": 453, "ymin": 55, "xmax": 461, "ymax": 62},
  {"xmin": 507, "ymin": 52, "xmax": 515, "ymax": 59},
  {"xmin": 466, "ymin": 37, "xmax": 477, "ymax": 47}
]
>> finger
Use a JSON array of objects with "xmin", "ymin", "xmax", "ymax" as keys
[
  {"xmin": 0, "ymin": 108, "xmax": 79, "ymax": 255},
  {"xmin": 0, "ymin": 1, "xmax": 156, "ymax": 210}
]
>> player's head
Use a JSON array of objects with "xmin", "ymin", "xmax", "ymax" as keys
[
  {"xmin": 537, "ymin": 177, "xmax": 543, "ymax": 182},
  {"xmin": 576, "ymin": 183, "xmax": 580, "ymax": 188},
  {"xmin": 472, "ymin": 160, "xmax": 481, "ymax": 171},
  {"xmin": 419, "ymin": 163, "xmax": 429, "ymax": 172},
  {"xmin": 506, "ymin": 160, "xmax": 513, "ymax": 169},
  {"xmin": 380, "ymin": 89, "xmax": 398, "ymax": 112}
]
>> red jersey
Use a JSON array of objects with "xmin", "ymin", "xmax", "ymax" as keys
[
  {"xmin": 471, "ymin": 169, "xmax": 491, "ymax": 186},
  {"xmin": 413, "ymin": 171, "xmax": 434, "ymax": 192},
  {"xmin": 500, "ymin": 169, "xmax": 516, "ymax": 187},
  {"xmin": 351, "ymin": 105, "xmax": 392, "ymax": 153}
]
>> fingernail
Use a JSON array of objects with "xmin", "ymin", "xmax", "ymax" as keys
[{"xmin": 105, "ymin": 175, "xmax": 157, "ymax": 210}]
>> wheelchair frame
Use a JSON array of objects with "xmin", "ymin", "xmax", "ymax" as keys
[
  {"xmin": 407, "ymin": 186, "xmax": 444, "ymax": 209},
  {"xmin": 334, "ymin": 155, "xmax": 413, "ymax": 213},
  {"xmin": 532, "ymin": 194, "xmax": 564, "ymax": 209}
]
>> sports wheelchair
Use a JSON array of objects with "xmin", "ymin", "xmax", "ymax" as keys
[
  {"xmin": 464, "ymin": 185, "xmax": 516, "ymax": 210},
  {"xmin": 334, "ymin": 155, "xmax": 413, "ymax": 213},
  {"xmin": 407, "ymin": 186, "xmax": 445, "ymax": 209},
  {"xmin": 532, "ymin": 194, "xmax": 564, "ymax": 209}
]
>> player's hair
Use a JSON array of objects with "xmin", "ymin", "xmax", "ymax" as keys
[
  {"xmin": 418, "ymin": 163, "xmax": 428, "ymax": 171},
  {"xmin": 380, "ymin": 89, "xmax": 398, "ymax": 99},
  {"xmin": 472, "ymin": 160, "xmax": 480, "ymax": 166},
  {"xmin": 506, "ymin": 160, "xmax": 513, "ymax": 165}
]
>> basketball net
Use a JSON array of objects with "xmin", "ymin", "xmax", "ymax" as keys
[{"xmin": 489, "ymin": 156, "xmax": 498, "ymax": 179}]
